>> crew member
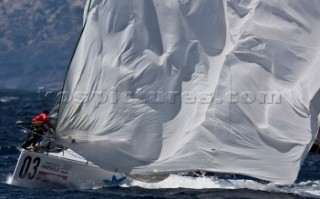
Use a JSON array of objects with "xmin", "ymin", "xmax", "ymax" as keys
[{"xmin": 21, "ymin": 110, "xmax": 49, "ymax": 149}]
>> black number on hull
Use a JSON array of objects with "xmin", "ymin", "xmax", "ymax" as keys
[
  {"xmin": 28, "ymin": 157, "xmax": 40, "ymax": 179},
  {"xmin": 19, "ymin": 156, "xmax": 41, "ymax": 179},
  {"xmin": 19, "ymin": 156, "xmax": 31, "ymax": 178}
]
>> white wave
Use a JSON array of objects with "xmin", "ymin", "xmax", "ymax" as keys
[
  {"xmin": 125, "ymin": 174, "xmax": 320, "ymax": 198},
  {"xmin": 0, "ymin": 96, "xmax": 19, "ymax": 103},
  {"xmin": 125, "ymin": 174, "xmax": 234, "ymax": 189},
  {"xmin": 274, "ymin": 180, "xmax": 320, "ymax": 198},
  {"xmin": 5, "ymin": 174, "xmax": 13, "ymax": 185}
]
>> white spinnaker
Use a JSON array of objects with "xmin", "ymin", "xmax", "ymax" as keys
[{"xmin": 56, "ymin": 0, "xmax": 320, "ymax": 184}]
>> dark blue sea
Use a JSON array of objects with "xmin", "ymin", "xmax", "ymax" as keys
[{"xmin": 0, "ymin": 90, "xmax": 319, "ymax": 199}]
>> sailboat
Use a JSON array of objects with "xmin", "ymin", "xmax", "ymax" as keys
[{"xmin": 11, "ymin": 0, "xmax": 320, "ymax": 188}]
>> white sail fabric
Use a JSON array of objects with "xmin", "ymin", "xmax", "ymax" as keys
[{"xmin": 56, "ymin": 0, "xmax": 320, "ymax": 184}]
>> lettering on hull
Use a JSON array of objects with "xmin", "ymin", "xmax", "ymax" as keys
[{"xmin": 36, "ymin": 171, "xmax": 68, "ymax": 181}]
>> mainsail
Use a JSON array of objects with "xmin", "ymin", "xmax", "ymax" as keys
[{"xmin": 55, "ymin": 0, "xmax": 320, "ymax": 184}]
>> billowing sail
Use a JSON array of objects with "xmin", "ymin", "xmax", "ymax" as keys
[{"xmin": 56, "ymin": 0, "xmax": 320, "ymax": 184}]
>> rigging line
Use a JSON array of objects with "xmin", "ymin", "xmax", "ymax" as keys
[
  {"xmin": 54, "ymin": 0, "xmax": 93, "ymax": 129},
  {"xmin": 17, "ymin": 124, "xmax": 53, "ymax": 140}
]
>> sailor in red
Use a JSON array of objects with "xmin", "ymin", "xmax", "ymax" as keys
[
  {"xmin": 32, "ymin": 110, "xmax": 49, "ymax": 131},
  {"xmin": 21, "ymin": 110, "xmax": 50, "ymax": 149},
  {"xmin": 32, "ymin": 112, "xmax": 49, "ymax": 123}
]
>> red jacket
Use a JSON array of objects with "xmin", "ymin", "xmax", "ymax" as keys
[{"xmin": 32, "ymin": 113, "xmax": 49, "ymax": 124}]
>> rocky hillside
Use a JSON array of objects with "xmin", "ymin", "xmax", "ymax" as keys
[{"xmin": 0, "ymin": 0, "xmax": 86, "ymax": 90}]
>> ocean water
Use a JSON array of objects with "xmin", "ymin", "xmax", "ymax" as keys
[{"xmin": 0, "ymin": 90, "xmax": 319, "ymax": 199}]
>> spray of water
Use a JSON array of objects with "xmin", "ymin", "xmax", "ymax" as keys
[
  {"xmin": 123, "ymin": 174, "xmax": 320, "ymax": 198},
  {"xmin": 5, "ymin": 174, "xmax": 13, "ymax": 185}
]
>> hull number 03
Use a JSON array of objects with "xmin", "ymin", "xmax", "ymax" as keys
[{"xmin": 19, "ymin": 156, "xmax": 41, "ymax": 179}]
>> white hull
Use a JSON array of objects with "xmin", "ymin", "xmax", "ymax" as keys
[{"xmin": 10, "ymin": 149, "xmax": 126, "ymax": 189}]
